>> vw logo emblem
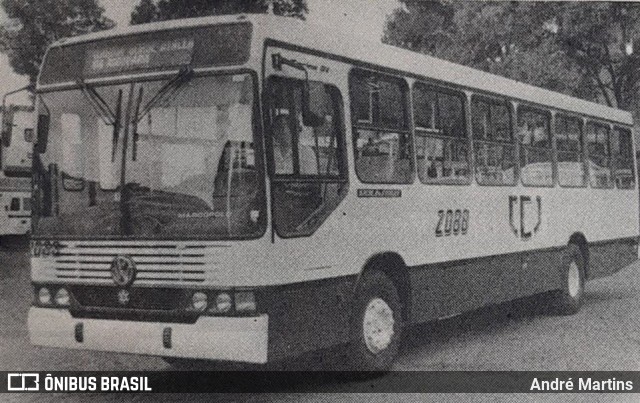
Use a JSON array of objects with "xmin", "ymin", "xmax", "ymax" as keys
[
  {"xmin": 117, "ymin": 289, "xmax": 130, "ymax": 306},
  {"xmin": 110, "ymin": 255, "xmax": 137, "ymax": 287}
]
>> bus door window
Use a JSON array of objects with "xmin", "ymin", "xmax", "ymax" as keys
[
  {"xmin": 611, "ymin": 126, "xmax": 635, "ymax": 189},
  {"xmin": 413, "ymin": 83, "xmax": 468, "ymax": 184},
  {"xmin": 267, "ymin": 77, "xmax": 347, "ymax": 238},
  {"xmin": 349, "ymin": 70, "xmax": 412, "ymax": 184},
  {"xmin": 272, "ymin": 110, "xmax": 295, "ymax": 174},
  {"xmin": 587, "ymin": 121, "xmax": 613, "ymax": 188},
  {"xmin": 555, "ymin": 115, "xmax": 586, "ymax": 187},
  {"xmin": 518, "ymin": 107, "xmax": 552, "ymax": 186},
  {"xmin": 471, "ymin": 97, "xmax": 516, "ymax": 185}
]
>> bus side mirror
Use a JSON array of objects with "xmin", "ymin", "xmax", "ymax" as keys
[
  {"xmin": 302, "ymin": 82, "xmax": 325, "ymax": 128},
  {"xmin": 2, "ymin": 109, "xmax": 13, "ymax": 148},
  {"xmin": 35, "ymin": 114, "xmax": 49, "ymax": 154}
]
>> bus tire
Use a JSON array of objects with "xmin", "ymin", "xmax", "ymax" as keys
[
  {"xmin": 549, "ymin": 244, "xmax": 585, "ymax": 315},
  {"xmin": 347, "ymin": 270, "xmax": 402, "ymax": 372}
]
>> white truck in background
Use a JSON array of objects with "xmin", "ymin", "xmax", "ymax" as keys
[{"xmin": 0, "ymin": 102, "xmax": 33, "ymax": 240}]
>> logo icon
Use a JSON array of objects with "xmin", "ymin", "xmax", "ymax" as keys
[
  {"xmin": 117, "ymin": 289, "xmax": 131, "ymax": 306},
  {"xmin": 509, "ymin": 195, "xmax": 542, "ymax": 240},
  {"xmin": 110, "ymin": 255, "xmax": 137, "ymax": 287},
  {"xmin": 7, "ymin": 373, "xmax": 39, "ymax": 391}
]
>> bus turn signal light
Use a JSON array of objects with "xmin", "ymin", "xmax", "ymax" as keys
[
  {"xmin": 54, "ymin": 288, "xmax": 70, "ymax": 307},
  {"xmin": 214, "ymin": 293, "xmax": 232, "ymax": 313},
  {"xmin": 38, "ymin": 287, "xmax": 52, "ymax": 305},
  {"xmin": 235, "ymin": 291, "xmax": 256, "ymax": 313},
  {"xmin": 191, "ymin": 292, "xmax": 208, "ymax": 311}
]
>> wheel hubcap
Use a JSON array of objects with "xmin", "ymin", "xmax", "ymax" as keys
[
  {"xmin": 363, "ymin": 297, "xmax": 395, "ymax": 354},
  {"xmin": 568, "ymin": 261, "xmax": 580, "ymax": 298}
]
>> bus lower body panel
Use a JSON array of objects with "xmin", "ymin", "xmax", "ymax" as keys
[
  {"xmin": 27, "ymin": 276, "xmax": 356, "ymax": 364},
  {"xmin": 28, "ymin": 307, "xmax": 269, "ymax": 363},
  {"xmin": 407, "ymin": 238, "xmax": 638, "ymax": 323},
  {"xmin": 407, "ymin": 251, "xmax": 561, "ymax": 323}
]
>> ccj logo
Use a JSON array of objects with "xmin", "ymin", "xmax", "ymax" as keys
[{"xmin": 7, "ymin": 373, "xmax": 40, "ymax": 391}]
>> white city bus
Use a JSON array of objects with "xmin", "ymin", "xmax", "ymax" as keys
[
  {"xmin": 28, "ymin": 14, "xmax": 639, "ymax": 370},
  {"xmin": 0, "ymin": 104, "xmax": 33, "ymax": 240}
]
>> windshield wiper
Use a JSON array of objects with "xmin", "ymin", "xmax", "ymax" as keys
[
  {"xmin": 77, "ymin": 79, "xmax": 124, "ymax": 162},
  {"xmin": 111, "ymin": 89, "xmax": 123, "ymax": 162},
  {"xmin": 131, "ymin": 86, "xmax": 144, "ymax": 161},
  {"xmin": 77, "ymin": 79, "xmax": 115, "ymax": 126},
  {"xmin": 136, "ymin": 66, "xmax": 194, "ymax": 123}
]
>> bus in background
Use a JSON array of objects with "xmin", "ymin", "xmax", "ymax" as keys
[
  {"xmin": 28, "ymin": 15, "xmax": 639, "ymax": 371},
  {"xmin": 0, "ymin": 101, "xmax": 33, "ymax": 242}
]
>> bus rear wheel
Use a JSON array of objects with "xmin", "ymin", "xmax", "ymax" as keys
[
  {"xmin": 548, "ymin": 244, "xmax": 585, "ymax": 315},
  {"xmin": 347, "ymin": 270, "xmax": 402, "ymax": 371}
]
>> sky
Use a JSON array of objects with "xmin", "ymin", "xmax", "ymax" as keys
[{"xmin": 0, "ymin": 0, "xmax": 400, "ymax": 106}]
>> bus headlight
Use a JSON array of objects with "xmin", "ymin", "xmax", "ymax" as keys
[
  {"xmin": 191, "ymin": 292, "xmax": 208, "ymax": 311},
  {"xmin": 54, "ymin": 288, "xmax": 70, "ymax": 307},
  {"xmin": 214, "ymin": 292, "xmax": 232, "ymax": 313},
  {"xmin": 38, "ymin": 287, "xmax": 52, "ymax": 305},
  {"xmin": 235, "ymin": 291, "xmax": 256, "ymax": 313}
]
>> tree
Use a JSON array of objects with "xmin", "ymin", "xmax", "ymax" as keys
[
  {"xmin": 384, "ymin": 1, "xmax": 640, "ymax": 111},
  {"xmin": 384, "ymin": 1, "xmax": 588, "ymax": 100},
  {"xmin": 554, "ymin": 2, "xmax": 640, "ymax": 109},
  {"xmin": 131, "ymin": 0, "xmax": 308, "ymax": 25},
  {"xmin": 0, "ymin": 0, "xmax": 115, "ymax": 84}
]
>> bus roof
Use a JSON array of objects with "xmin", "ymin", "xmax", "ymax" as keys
[{"xmin": 48, "ymin": 14, "xmax": 633, "ymax": 126}]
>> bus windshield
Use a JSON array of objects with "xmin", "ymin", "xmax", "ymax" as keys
[{"xmin": 33, "ymin": 73, "xmax": 266, "ymax": 240}]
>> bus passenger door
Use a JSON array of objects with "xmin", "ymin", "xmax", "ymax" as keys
[{"xmin": 264, "ymin": 76, "xmax": 348, "ymax": 239}]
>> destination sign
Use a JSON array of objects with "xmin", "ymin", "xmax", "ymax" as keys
[
  {"xmin": 86, "ymin": 37, "xmax": 195, "ymax": 75},
  {"xmin": 39, "ymin": 23, "xmax": 252, "ymax": 85}
]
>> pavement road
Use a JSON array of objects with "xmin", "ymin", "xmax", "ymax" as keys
[{"xmin": 2, "ymin": 236, "xmax": 640, "ymax": 402}]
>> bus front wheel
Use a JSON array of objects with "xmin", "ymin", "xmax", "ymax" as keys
[
  {"xmin": 347, "ymin": 270, "xmax": 402, "ymax": 371},
  {"xmin": 549, "ymin": 244, "xmax": 586, "ymax": 315}
]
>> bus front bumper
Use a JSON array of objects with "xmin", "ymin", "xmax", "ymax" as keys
[{"xmin": 28, "ymin": 307, "xmax": 269, "ymax": 364}]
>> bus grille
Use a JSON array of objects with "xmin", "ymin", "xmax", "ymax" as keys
[
  {"xmin": 52, "ymin": 242, "xmax": 228, "ymax": 286},
  {"xmin": 70, "ymin": 286, "xmax": 186, "ymax": 310}
]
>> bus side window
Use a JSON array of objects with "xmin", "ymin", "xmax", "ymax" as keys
[
  {"xmin": 611, "ymin": 126, "xmax": 636, "ymax": 189},
  {"xmin": 413, "ymin": 83, "xmax": 468, "ymax": 184},
  {"xmin": 518, "ymin": 107, "xmax": 552, "ymax": 187},
  {"xmin": 471, "ymin": 97, "xmax": 516, "ymax": 185},
  {"xmin": 555, "ymin": 115, "xmax": 586, "ymax": 187},
  {"xmin": 349, "ymin": 70, "xmax": 412, "ymax": 184},
  {"xmin": 587, "ymin": 121, "xmax": 613, "ymax": 189}
]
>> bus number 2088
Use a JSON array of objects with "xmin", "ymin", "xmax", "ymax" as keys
[{"xmin": 436, "ymin": 209, "xmax": 470, "ymax": 237}]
